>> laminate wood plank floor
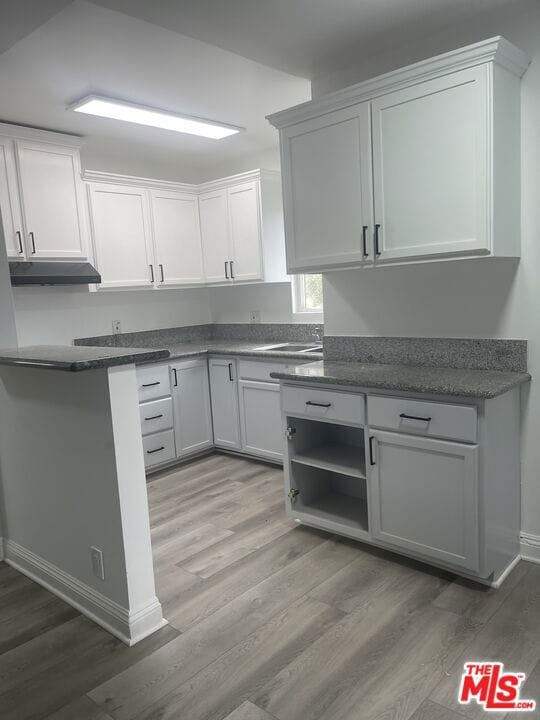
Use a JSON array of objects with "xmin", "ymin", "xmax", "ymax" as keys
[{"xmin": 1, "ymin": 452, "xmax": 539, "ymax": 720}]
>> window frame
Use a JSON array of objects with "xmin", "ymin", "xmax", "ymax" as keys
[{"xmin": 292, "ymin": 273, "xmax": 324, "ymax": 322}]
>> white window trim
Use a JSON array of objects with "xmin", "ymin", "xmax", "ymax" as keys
[{"xmin": 292, "ymin": 274, "xmax": 324, "ymax": 323}]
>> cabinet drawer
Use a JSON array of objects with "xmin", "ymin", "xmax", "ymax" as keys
[
  {"xmin": 136, "ymin": 363, "xmax": 171, "ymax": 402},
  {"xmin": 367, "ymin": 395, "xmax": 477, "ymax": 443},
  {"xmin": 139, "ymin": 397, "xmax": 173, "ymax": 436},
  {"xmin": 142, "ymin": 429, "xmax": 176, "ymax": 469},
  {"xmin": 282, "ymin": 384, "xmax": 365, "ymax": 426}
]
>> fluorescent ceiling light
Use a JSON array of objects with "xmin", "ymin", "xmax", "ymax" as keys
[{"xmin": 69, "ymin": 96, "xmax": 242, "ymax": 139}]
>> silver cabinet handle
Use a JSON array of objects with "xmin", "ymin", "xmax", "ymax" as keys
[
  {"xmin": 147, "ymin": 446, "xmax": 164, "ymax": 454},
  {"xmin": 16, "ymin": 231, "xmax": 23, "ymax": 254},
  {"xmin": 224, "ymin": 261, "xmax": 229, "ymax": 279},
  {"xmin": 230, "ymin": 260, "xmax": 234, "ymax": 279},
  {"xmin": 29, "ymin": 231, "xmax": 36, "ymax": 254},
  {"xmin": 399, "ymin": 413, "xmax": 432, "ymax": 423},
  {"xmin": 144, "ymin": 414, "xmax": 163, "ymax": 421},
  {"xmin": 149, "ymin": 264, "xmax": 154, "ymax": 283},
  {"xmin": 159, "ymin": 264, "xmax": 164, "ymax": 282},
  {"xmin": 305, "ymin": 400, "xmax": 331, "ymax": 408},
  {"xmin": 362, "ymin": 226, "xmax": 369, "ymax": 257}
]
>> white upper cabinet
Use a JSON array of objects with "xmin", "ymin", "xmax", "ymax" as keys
[
  {"xmin": 268, "ymin": 37, "xmax": 529, "ymax": 271},
  {"xmin": 0, "ymin": 124, "xmax": 90, "ymax": 261},
  {"xmin": 199, "ymin": 189, "xmax": 230, "ymax": 283},
  {"xmin": 280, "ymin": 104, "xmax": 373, "ymax": 271},
  {"xmin": 0, "ymin": 136, "xmax": 24, "ymax": 259},
  {"xmin": 16, "ymin": 142, "xmax": 88, "ymax": 259},
  {"xmin": 371, "ymin": 66, "xmax": 487, "ymax": 262},
  {"xmin": 150, "ymin": 189, "xmax": 203, "ymax": 286},
  {"xmin": 88, "ymin": 183, "xmax": 154, "ymax": 289},
  {"xmin": 199, "ymin": 170, "xmax": 287, "ymax": 285},
  {"xmin": 227, "ymin": 181, "xmax": 263, "ymax": 282}
]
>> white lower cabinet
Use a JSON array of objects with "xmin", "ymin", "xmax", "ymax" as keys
[
  {"xmin": 239, "ymin": 380, "xmax": 283, "ymax": 461},
  {"xmin": 208, "ymin": 357, "xmax": 241, "ymax": 450},
  {"xmin": 368, "ymin": 430, "xmax": 479, "ymax": 572},
  {"xmin": 281, "ymin": 383, "xmax": 521, "ymax": 583},
  {"xmin": 171, "ymin": 358, "xmax": 213, "ymax": 456}
]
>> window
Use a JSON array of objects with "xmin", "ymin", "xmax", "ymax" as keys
[{"xmin": 293, "ymin": 274, "xmax": 323, "ymax": 316}]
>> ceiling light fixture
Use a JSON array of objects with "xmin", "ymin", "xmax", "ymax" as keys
[{"xmin": 69, "ymin": 95, "xmax": 242, "ymax": 139}]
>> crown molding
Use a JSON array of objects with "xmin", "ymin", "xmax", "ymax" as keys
[
  {"xmin": 82, "ymin": 169, "xmax": 198, "ymax": 193},
  {"xmin": 267, "ymin": 36, "xmax": 530, "ymax": 129},
  {"xmin": 0, "ymin": 121, "xmax": 83, "ymax": 147},
  {"xmin": 198, "ymin": 168, "xmax": 279, "ymax": 192}
]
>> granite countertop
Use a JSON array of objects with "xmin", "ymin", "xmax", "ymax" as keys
[
  {"xmin": 0, "ymin": 345, "xmax": 170, "ymax": 372},
  {"xmin": 270, "ymin": 360, "xmax": 531, "ymax": 399},
  {"xmin": 137, "ymin": 340, "xmax": 324, "ymax": 363}
]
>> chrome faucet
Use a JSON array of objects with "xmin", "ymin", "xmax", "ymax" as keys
[{"xmin": 312, "ymin": 326, "xmax": 323, "ymax": 344}]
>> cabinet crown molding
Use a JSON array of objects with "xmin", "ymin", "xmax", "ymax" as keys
[
  {"xmin": 82, "ymin": 168, "xmax": 279, "ymax": 194},
  {"xmin": 267, "ymin": 35, "xmax": 529, "ymax": 129},
  {"xmin": 0, "ymin": 122, "xmax": 83, "ymax": 148}
]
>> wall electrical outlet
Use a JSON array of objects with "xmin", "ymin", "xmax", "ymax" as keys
[
  {"xmin": 249, "ymin": 310, "xmax": 261, "ymax": 323},
  {"xmin": 90, "ymin": 546, "xmax": 105, "ymax": 580},
  {"xmin": 112, "ymin": 320, "xmax": 121, "ymax": 334}
]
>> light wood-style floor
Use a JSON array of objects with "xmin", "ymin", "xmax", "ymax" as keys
[{"xmin": 1, "ymin": 452, "xmax": 540, "ymax": 720}]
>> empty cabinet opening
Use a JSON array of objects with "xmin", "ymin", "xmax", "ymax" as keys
[
  {"xmin": 289, "ymin": 464, "xmax": 368, "ymax": 532},
  {"xmin": 286, "ymin": 416, "xmax": 365, "ymax": 478}
]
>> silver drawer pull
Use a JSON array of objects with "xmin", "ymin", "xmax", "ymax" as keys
[
  {"xmin": 147, "ymin": 446, "xmax": 165, "ymax": 454},
  {"xmin": 142, "ymin": 381, "xmax": 160, "ymax": 388},
  {"xmin": 306, "ymin": 400, "xmax": 331, "ymax": 408},
  {"xmin": 145, "ymin": 414, "xmax": 163, "ymax": 421},
  {"xmin": 399, "ymin": 413, "xmax": 432, "ymax": 423}
]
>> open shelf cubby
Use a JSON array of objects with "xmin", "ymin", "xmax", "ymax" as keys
[
  {"xmin": 288, "ymin": 463, "xmax": 369, "ymax": 533},
  {"xmin": 287, "ymin": 416, "xmax": 365, "ymax": 479}
]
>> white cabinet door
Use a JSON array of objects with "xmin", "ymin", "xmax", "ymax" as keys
[
  {"xmin": 199, "ymin": 189, "xmax": 230, "ymax": 283},
  {"xmin": 280, "ymin": 103, "xmax": 373, "ymax": 271},
  {"xmin": 171, "ymin": 359, "xmax": 213, "ymax": 456},
  {"xmin": 227, "ymin": 181, "xmax": 263, "ymax": 282},
  {"xmin": 150, "ymin": 190, "xmax": 204, "ymax": 286},
  {"xmin": 239, "ymin": 380, "xmax": 283, "ymax": 461},
  {"xmin": 16, "ymin": 141, "xmax": 88, "ymax": 259},
  {"xmin": 208, "ymin": 357, "xmax": 241, "ymax": 449},
  {"xmin": 369, "ymin": 430, "xmax": 479, "ymax": 571},
  {"xmin": 0, "ymin": 136, "xmax": 24, "ymax": 258},
  {"xmin": 372, "ymin": 66, "xmax": 488, "ymax": 263},
  {"xmin": 88, "ymin": 183, "xmax": 154, "ymax": 288}
]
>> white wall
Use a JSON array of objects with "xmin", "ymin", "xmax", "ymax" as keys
[
  {"xmin": 315, "ymin": 0, "xmax": 540, "ymax": 540},
  {"xmin": 209, "ymin": 282, "xmax": 294, "ymax": 324},
  {"xmin": 13, "ymin": 286, "xmax": 212, "ymax": 345},
  {"xmin": 0, "ymin": 219, "xmax": 17, "ymax": 349}
]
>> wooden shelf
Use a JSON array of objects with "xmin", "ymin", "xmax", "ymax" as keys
[
  {"xmin": 291, "ymin": 443, "xmax": 365, "ymax": 479},
  {"xmin": 299, "ymin": 492, "xmax": 368, "ymax": 532}
]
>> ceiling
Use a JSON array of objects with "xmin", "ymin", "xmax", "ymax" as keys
[
  {"xmin": 92, "ymin": 0, "xmax": 521, "ymax": 80},
  {"xmin": 0, "ymin": 1, "xmax": 310, "ymax": 181}
]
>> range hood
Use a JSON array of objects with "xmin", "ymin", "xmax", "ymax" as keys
[{"xmin": 9, "ymin": 261, "xmax": 101, "ymax": 286}]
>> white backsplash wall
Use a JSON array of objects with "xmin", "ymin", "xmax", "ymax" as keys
[
  {"xmin": 316, "ymin": 0, "xmax": 540, "ymax": 547},
  {"xmin": 208, "ymin": 282, "xmax": 295, "ymax": 324},
  {"xmin": 13, "ymin": 286, "xmax": 212, "ymax": 346}
]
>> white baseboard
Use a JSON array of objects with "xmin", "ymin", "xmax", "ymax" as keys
[
  {"xmin": 4, "ymin": 540, "xmax": 166, "ymax": 645},
  {"xmin": 521, "ymin": 532, "xmax": 540, "ymax": 564}
]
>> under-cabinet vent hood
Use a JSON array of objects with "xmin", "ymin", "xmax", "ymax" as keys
[{"xmin": 9, "ymin": 261, "xmax": 101, "ymax": 286}]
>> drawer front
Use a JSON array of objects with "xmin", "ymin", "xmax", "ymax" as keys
[
  {"xmin": 239, "ymin": 359, "xmax": 290, "ymax": 383},
  {"xmin": 136, "ymin": 363, "xmax": 171, "ymax": 402},
  {"xmin": 367, "ymin": 395, "xmax": 477, "ymax": 443},
  {"xmin": 282, "ymin": 384, "xmax": 365, "ymax": 425},
  {"xmin": 142, "ymin": 429, "xmax": 176, "ymax": 469},
  {"xmin": 139, "ymin": 397, "xmax": 174, "ymax": 436}
]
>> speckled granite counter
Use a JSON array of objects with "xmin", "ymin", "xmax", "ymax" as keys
[
  {"xmin": 0, "ymin": 345, "xmax": 170, "ymax": 371},
  {"xmin": 270, "ymin": 360, "xmax": 531, "ymax": 399}
]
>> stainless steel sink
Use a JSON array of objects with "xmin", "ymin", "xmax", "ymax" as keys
[{"xmin": 255, "ymin": 342, "xmax": 323, "ymax": 353}]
